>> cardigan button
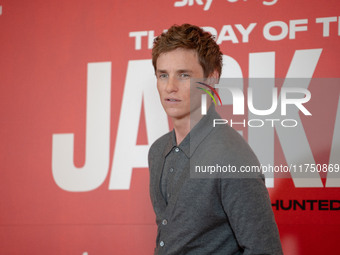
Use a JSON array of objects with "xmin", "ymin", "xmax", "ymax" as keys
[
  {"xmin": 162, "ymin": 219, "xmax": 168, "ymax": 225},
  {"xmin": 160, "ymin": 241, "xmax": 165, "ymax": 247}
]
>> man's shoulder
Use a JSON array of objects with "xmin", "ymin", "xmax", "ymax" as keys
[
  {"xmin": 207, "ymin": 124, "xmax": 249, "ymax": 150},
  {"xmin": 200, "ymin": 124, "xmax": 260, "ymax": 166},
  {"xmin": 148, "ymin": 131, "xmax": 172, "ymax": 157}
]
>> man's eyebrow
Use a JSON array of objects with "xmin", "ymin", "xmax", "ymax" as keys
[
  {"xmin": 156, "ymin": 69, "xmax": 193, "ymax": 74},
  {"xmin": 176, "ymin": 69, "xmax": 193, "ymax": 73},
  {"xmin": 156, "ymin": 70, "xmax": 167, "ymax": 73}
]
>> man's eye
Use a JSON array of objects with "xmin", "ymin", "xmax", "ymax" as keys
[
  {"xmin": 159, "ymin": 73, "xmax": 168, "ymax": 79},
  {"xmin": 180, "ymin": 73, "xmax": 190, "ymax": 78}
]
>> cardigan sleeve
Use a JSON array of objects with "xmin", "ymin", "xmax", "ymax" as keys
[{"xmin": 220, "ymin": 176, "xmax": 283, "ymax": 255}]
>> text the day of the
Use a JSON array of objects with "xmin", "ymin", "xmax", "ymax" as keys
[{"xmin": 129, "ymin": 16, "xmax": 340, "ymax": 50}]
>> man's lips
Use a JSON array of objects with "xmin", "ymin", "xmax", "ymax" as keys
[{"xmin": 165, "ymin": 98, "xmax": 181, "ymax": 102}]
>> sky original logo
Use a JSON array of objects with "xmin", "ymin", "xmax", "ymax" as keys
[
  {"xmin": 174, "ymin": 0, "xmax": 213, "ymax": 11},
  {"xmin": 174, "ymin": 0, "xmax": 279, "ymax": 11}
]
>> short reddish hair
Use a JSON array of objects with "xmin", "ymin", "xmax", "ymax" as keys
[{"xmin": 152, "ymin": 24, "xmax": 223, "ymax": 78}]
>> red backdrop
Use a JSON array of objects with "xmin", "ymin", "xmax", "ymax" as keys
[{"xmin": 1, "ymin": 0, "xmax": 340, "ymax": 254}]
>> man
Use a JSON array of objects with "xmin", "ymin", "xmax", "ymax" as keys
[{"xmin": 148, "ymin": 24, "xmax": 283, "ymax": 254}]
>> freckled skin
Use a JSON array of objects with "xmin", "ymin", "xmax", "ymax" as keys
[{"xmin": 156, "ymin": 48, "xmax": 204, "ymax": 123}]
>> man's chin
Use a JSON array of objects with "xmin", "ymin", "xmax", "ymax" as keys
[{"xmin": 165, "ymin": 109, "xmax": 189, "ymax": 120}]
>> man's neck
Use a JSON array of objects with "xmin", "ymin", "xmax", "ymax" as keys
[
  {"xmin": 172, "ymin": 105, "xmax": 208, "ymax": 145},
  {"xmin": 172, "ymin": 116, "xmax": 190, "ymax": 145}
]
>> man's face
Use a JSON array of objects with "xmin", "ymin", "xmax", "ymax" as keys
[{"xmin": 156, "ymin": 48, "xmax": 205, "ymax": 121}]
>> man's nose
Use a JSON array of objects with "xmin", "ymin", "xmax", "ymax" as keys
[{"xmin": 165, "ymin": 76, "xmax": 179, "ymax": 93}]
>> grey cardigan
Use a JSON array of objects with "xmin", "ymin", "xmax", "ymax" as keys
[{"xmin": 148, "ymin": 105, "xmax": 283, "ymax": 255}]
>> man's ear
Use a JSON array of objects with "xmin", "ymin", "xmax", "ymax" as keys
[{"xmin": 207, "ymin": 70, "xmax": 219, "ymax": 86}]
